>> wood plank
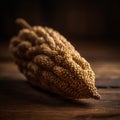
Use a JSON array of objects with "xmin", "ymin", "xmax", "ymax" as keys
[
  {"xmin": 1, "ymin": 35, "xmax": 120, "ymax": 119},
  {"xmin": 93, "ymin": 61, "xmax": 120, "ymax": 87},
  {"xmin": 0, "ymin": 59, "xmax": 120, "ymax": 119},
  {"xmin": 0, "ymin": 79, "xmax": 120, "ymax": 120}
]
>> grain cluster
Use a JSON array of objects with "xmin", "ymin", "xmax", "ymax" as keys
[{"xmin": 9, "ymin": 18, "xmax": 101, "ymax": 100}]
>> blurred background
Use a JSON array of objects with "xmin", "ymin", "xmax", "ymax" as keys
[
  {"xmin": 0, "ymin": 0, "xmax": 120, "ymax": 61},
  {"xmin": 0, "ymin": 1, "xmax": 120, "ymax": 119}
]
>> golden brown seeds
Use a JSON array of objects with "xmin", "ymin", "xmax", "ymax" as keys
[{"xmin": 9, "ymin": 18, "xmax": 101, "ymax": 100}]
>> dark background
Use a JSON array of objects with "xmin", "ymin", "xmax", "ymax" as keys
[
  {"xmin": 0, "ymin": 1, "xmax": 120, "ymax": 119},
  {"xmin": 0, "ymin": 0, "xmax": 120, "ymax": 48}
]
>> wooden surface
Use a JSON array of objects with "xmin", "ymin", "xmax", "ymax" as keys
[{"xmin": 0, "ymin": 42, "xmax": 120, "ymax": 120}]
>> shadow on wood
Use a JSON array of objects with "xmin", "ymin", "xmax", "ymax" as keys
[{"xmin": 0, "ymin": 78, "xmax": 91, "ymax": 108}]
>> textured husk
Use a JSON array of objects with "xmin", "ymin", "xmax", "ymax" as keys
[{"xmin": 9, "ymin": 19, "xmax": 101, "ymax": 100}]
